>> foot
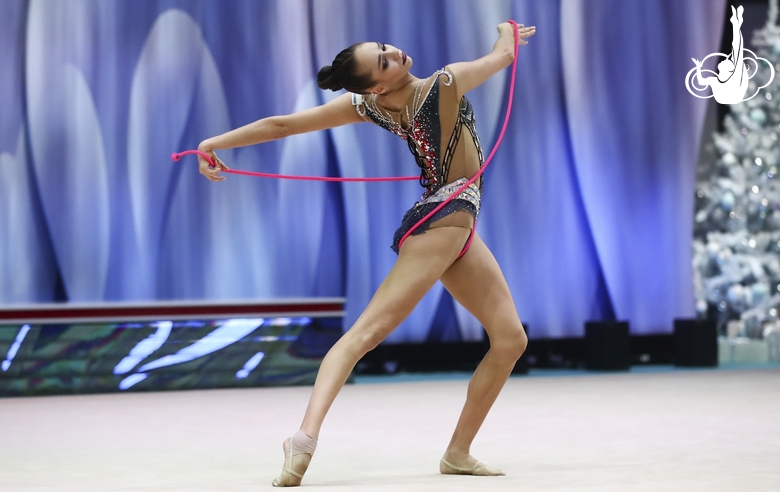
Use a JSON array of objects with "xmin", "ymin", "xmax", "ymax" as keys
[
  {"xmin": 731, "ymin": 5, "xmax": 743, "ymax": 25},
  {"xmin": 271, "ymin": 430, "xmax": 317, "ymax": 487},
  {"xmin": 440, "ymin": 452, "xmax": 505, "ymax": 476}
]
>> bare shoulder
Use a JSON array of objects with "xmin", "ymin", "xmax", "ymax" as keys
[{"xmin": 318, "ymin": 92, "xmax": 367, "ymax": 124}]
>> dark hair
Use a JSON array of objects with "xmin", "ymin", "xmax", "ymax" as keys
[{"xmin": 317, "ymin": 43, "xmax": 375, "ymax": 94}]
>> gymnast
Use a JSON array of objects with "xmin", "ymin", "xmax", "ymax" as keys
[
  {"xmin": 196, "ymin": 20, "xmax": 536, "ymax": 486},
  {"xmin": 692, "ymin": 5, "xmax": 748, "ymax": 104}
]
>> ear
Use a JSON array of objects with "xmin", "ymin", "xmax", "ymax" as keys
[{"xmin": 370, "ymin": 84, "xmax": 387, "ymax": 95}]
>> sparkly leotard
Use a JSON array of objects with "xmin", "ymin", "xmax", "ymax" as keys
[{"xmin": 352, "ymin": 68, "xmax": 485, "ymax": 253}]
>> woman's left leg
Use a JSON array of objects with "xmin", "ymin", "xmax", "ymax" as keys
[{"xmin": 437, "ymin": 232, "xmax": 528, "ymax": 475}]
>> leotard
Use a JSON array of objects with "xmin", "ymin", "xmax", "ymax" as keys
[{"xmin": 352, "ymin": 68, "xmax": 484, "ymax": 253}]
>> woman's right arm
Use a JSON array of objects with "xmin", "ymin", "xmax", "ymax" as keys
[
  {"xmin": 446, "ymin": 22, "xmax": 535, "ymax": 100},
  {"xmin": 198, "ymin": 92, "xmax": 363, "ymax": 180}
]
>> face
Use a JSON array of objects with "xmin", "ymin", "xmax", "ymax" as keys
[{"xmin": 355, "ymin": 42, "xmax": 413, "ymax": 94}]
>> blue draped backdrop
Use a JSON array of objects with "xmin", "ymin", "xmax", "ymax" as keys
[{"xmin": 0, "ymin": 0, "xmax": 724, "ymax": 340}]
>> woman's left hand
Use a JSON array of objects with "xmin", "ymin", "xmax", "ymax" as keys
[
  {"xmin": 498, "ymin": 22, "xmax": 536, "ymax": 45},
  {"xmin": 515, "ymin": 24, "xmax": 536, "ymax": 45}
]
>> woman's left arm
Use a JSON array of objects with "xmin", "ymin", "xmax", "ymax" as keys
[{"xmin": 447, "ymin": 22, "xmax": 535, "ymax": 99}]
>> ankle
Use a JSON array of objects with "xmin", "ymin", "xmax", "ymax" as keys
[
  {"xmin": 443, "ymin": 447, "xmax": 471, "ymax": 460},
  {"xmin": 297, "ymin": 429, "xmax": 317, "ymax": 440},
  {"xmin": 293, "ymin": 429, "xmax": 318, "ymax": 455},
  {"xmin": 299, "ymin": 424, "xmax": 320, "ymax": 441}
]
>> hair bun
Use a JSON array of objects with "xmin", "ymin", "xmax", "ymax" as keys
[
  {"xmin": 317, "ymin": 65, "xmax": 343, "ymax": 91},
  {"xmin": 317, "ymin": 43, "xmax": 374, "ymax": 94}
]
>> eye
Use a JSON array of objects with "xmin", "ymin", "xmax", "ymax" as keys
[{"xmin": 380, "ymin": 44, "xmax": 388, "ymax": 70}]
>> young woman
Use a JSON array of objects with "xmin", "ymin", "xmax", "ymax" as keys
[{"xmin": 197, "ymin": 21, "xmax": 536, "ymax": 487}]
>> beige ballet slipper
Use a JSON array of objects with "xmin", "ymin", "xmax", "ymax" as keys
[
  {"xmin": 440, "ymin": 456, "xmax": 506, "ymax": 476},
  {"xmin": 271, "ymin": 430, "xmax": 317, "ymax": 487}
]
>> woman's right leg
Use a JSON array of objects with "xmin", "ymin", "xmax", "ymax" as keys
[{"xmin": 272, "ymin": 225, "xmax": 471, "ymax": 486}]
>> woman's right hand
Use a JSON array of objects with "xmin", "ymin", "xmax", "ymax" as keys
[{"xmin": 197, "ymin": 145, "xmax": 230, "ymax": 182}]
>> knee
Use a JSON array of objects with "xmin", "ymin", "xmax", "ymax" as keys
[
  {"xmin": 508, "ymin": 328, "xmax": 528, "ymax": 360},
  {"xmin": 492, "ymin": 325, "xmax": 528, "ymax": 362},
  {"xmin": 343, "ymin": 321, "xmax": 394, "ymax": 357}
]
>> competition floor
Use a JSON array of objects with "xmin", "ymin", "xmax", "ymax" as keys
[{"xmin": 2, "ymin": 366, "xmax": 779, "ymax": 491}]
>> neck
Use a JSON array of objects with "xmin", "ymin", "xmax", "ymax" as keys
[{"xmin": 376, "ymin": 73, "xmax": 420, "ymax": 107}]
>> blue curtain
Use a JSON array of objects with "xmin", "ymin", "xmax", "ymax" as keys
[{"xmin": 0, "ymin": 0, "xmax": 724, "ymax": 339}]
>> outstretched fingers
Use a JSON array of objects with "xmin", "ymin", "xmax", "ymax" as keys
[{"xmin": 516, "ymin": 25, "xmax": 536, "ymax": 45}]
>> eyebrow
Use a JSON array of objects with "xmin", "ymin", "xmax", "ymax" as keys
[{"xmin": 376, "ymin": 42, "xmax": 382, "ymax": 70}]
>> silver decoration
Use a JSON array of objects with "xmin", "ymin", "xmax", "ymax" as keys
[{"xmin": 694, "ymin": 0, "xmax": 780, "ymax": 337}]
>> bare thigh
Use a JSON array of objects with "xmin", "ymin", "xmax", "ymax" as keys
[
  {"xmin": 345, "ymin": 225, "xmax": 472, "ymax": 350},
  {"xmin": 439, "ymin": 233, "xmax": 526, "ymax": 344}
]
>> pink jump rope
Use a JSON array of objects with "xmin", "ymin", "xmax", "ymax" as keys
[{"xmin": 173, "ymin": 20, "xmax": 519, "ymax": 256}]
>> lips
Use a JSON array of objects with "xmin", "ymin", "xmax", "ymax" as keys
[{"xmin": 402, "ymin": 52, "xmax": 407, "ymax": 65}]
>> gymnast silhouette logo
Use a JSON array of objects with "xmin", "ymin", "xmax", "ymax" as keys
[{"xmin": 686, "ymin": 5, "xmax": 774, "ymax": 104}]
